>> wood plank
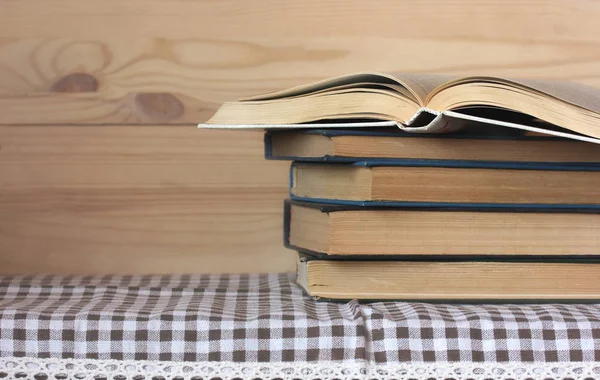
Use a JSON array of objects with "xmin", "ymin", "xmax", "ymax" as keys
[
  {"xmin": 0, "ymin": 126, "xmax": 293, "ymax": 274},
  {"xmin": 4, "ymin": 0, "xmax": 600, "ymax": 274},
  {"xmin": 2, "ymin": 0, "xmax": 600, "ymax": 124}
]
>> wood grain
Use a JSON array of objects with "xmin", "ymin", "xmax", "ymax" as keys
[
  {"xmin": 2, "ymin": 0, "xmax": 600, "ymax": 124},
  {"xmin": 3, "ymin": 0, "xmax": 600, "ymax": 273},
  {"xmin": 0, "ymin": 126, "xmax": 293, "ymax": 274}
]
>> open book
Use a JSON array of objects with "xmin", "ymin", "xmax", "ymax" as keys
[{"xmin": 202, "ymin": 73, "xmax": 600, "ymax": 144}]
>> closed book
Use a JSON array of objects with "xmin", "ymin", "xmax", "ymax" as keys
[
  {"xmin": 284, "ymin": 200, "xmax": 600, "ymax": 257},
  {"xmin": 289, "ymin": 162, "xmax": 600, "ymax": 207},
  {"xmin": 296, "ymin": 254, "xmax": 600, "ymax": 301},
  {"xmin": 266, "ymin": 128, "xmax": 600, "ymax": 163}
]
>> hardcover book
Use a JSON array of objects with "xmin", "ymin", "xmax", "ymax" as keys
[
  {"xmin": 284, "ymin": 200, "xmax": 600, "ymax": 257},
  {"xmin": 265, "ymin": 128, "xmax": 600, "ymax": 163},
  {"xmin": 296, "ymin": 254, "xmax": 600, "ymax": 301},
  {"xmin": 201, "ymin": 72, "xmax": 600, "ymax": 144},
  {"xmin": 289, "ymin": 161, "xmax": 600, "ymax": 207}
]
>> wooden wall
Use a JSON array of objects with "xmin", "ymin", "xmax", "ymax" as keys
[{"xmin": 2, "ymin": 0, "xmax": 600, "ymax": 274}]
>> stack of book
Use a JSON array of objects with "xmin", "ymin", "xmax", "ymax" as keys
[{"xmin": 203, "ymin": 72, "xmax": 600, "ymax": 302}]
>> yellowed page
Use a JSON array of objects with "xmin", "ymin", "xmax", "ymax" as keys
[
  {"xmin": 241, "ymin": 72, "xmax": 407, "ymax": 101},
  {"xmin": 387, "ymin": 73, "xmax": 458, "ymax": 104},
  {"xmin": 427, "ymin": 76, "xmax": 600, "ymax": 114},
  {"xmin": 515, "ymin": 78, "xmax": 600, "ymax": 114},
  {"xmin": 243, "ymin": 72, "xmax": 456, "ymax": 105}
]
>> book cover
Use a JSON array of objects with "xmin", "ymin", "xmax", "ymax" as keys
[
  {"xmin": 283, "ymin": 199, "xmax": 600, "ymax": 257},
  {"xmin": 288, "ymin": 161, "xmax": 600, "ymax": 209},
  {"xmin": 265, "ymin": 127, "xmax": 600, "ymax": 164}
]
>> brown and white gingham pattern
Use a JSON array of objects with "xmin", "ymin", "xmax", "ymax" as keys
[{"xmin": 1, "ymin": 274, "xmax": 599, "ymax": 363}]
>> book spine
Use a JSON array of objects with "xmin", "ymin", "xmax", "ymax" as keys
[
  {"xmin": 283, "ymin": 199, "xmax": 292, "ymax": 248},
  {"xmin": 263, "ymin": 132, "xmax": 274, "ymax": 160},
  {"xmin": 288, "ymin": 162, "xmax": 296, "ymax": 198}
]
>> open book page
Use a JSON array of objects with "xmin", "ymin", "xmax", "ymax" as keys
[
  {"xmin": 387, "ymin": 73, "xmax": 458, "ymax": 105},
  {"xmin": 427, "ymin": 76, "xmax": 600, "ymax": 114},
  {"xmin": 242, "ymin": 72, "xmax": 457, "ymax": 104},
  {"xmin": 511, "ymin": 78, "xmax": 600, "ymax": 114},
  {"xmin": 241, "ymin": 72, "xmax": 409, "ymax": 101}
]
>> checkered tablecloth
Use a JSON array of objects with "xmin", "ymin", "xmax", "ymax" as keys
[{"xmin": 1, "ymin": 272, "xmax": 600, "ymax": 366}]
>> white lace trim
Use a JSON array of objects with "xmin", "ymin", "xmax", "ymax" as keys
[{"xmin": 1, "ymin": 357, "xmax": 600, "ymax": 380}]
